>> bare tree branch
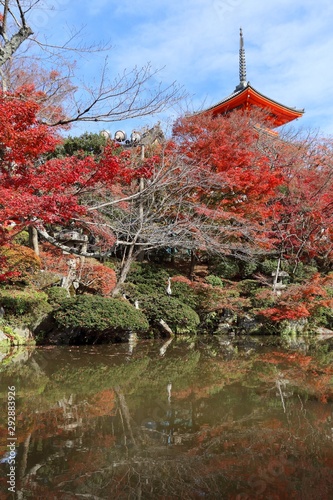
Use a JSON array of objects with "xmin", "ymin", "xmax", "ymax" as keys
[{"xmin": 0, "ymin": 1, "xmax": 185, "ymax": 123}]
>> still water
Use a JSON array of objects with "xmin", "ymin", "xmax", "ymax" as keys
[{"xmin": 1, "ymin": 335, "xmax": 333, "ymax": 499}]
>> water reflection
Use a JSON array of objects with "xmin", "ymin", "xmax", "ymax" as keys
[{"xmin": 0, "ymin": 336, "xmax": 333, "ymax": 499}]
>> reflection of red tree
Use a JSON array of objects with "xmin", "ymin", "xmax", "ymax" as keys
[
  {"xmin": 308, "ymin": 371, "xmax": 333, "ymax": 403},
  {"xmin": 90, "ymin": 389, "xmax": 116, "ymax": 416},
  {"xmin": 258, "ymin": 351, "xmax": 333, "ymax": 403},
  {"xmin": 259, "ymin": 418, "xmax": 283, "ymax": 430},
  {"xmin": 260, "ymin": 351, "xmax": 312, "ymax": 367},
  {"xmin": 172, "ymin": 386, "xmax": 216, "ymax": 401},
  {"xmin": 0, "ymin": 389, "xmax": 118, "ymax": 452},
  {"xmin": 59, "ymin": 449, "xmax": 107, "ymax": 486}
]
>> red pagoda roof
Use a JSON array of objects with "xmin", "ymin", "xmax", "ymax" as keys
[
  {"xmin": 199, "ymin": 29, "xmax": 304, "ymax": 128},
  {"xmin": 204, "ymin": 83, "xmax": 304, "ymax": 127}
]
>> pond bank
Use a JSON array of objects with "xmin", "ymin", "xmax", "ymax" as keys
[{"xmin": 2, "ymin": 261, "xmax": 333, "ymax": 346}]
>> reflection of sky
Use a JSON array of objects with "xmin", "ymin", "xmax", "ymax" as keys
[{"xmin": 26, "ymin": 0, "xmax": 333, "ymax": 136}]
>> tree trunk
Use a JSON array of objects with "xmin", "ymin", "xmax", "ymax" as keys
[
  {"xmin": 112, "ymin": 244, "xmax": 137, "ymax": 296},
  {"xmin": 0, "ymin": 26, "xmax": 33, "ymax": 67},
  {"xmin": 28, "ymin": 226, "xmax": 39, "ymax": 256},
  {"xmin": 189, "ymin": 250, "xmax": 196, "ymax": 280}
]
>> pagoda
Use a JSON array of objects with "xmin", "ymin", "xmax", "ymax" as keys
[{"xmin": 200, "ymin": 29, "xmax": 304, "ymax": 128}]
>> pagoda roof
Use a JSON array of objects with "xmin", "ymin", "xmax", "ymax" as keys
[
  {"xmin": 203, "ymin": 83, "xmax": 304, "ymax": 127},
  {"xmin": 198, "ymin": 29, "xmax": 304, "ymax": 128}
]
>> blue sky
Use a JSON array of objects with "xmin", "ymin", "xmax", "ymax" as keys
[{"xmin": 27, "ymin": 0, "xmax": 333, "ymax": 137}]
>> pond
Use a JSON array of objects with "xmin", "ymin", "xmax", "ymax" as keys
[{"xmin": 1, "ymin": 335, "xmax": 333, "ymax": 499}]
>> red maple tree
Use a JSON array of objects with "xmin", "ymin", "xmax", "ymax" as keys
[
  {"xmin": 258, "ymin": 273, "xmax": 333, "ymax": 321},
  {"xmin": 0, "ymin": 86, "xmax": 141, "ymax": 247},
  {"xmin": 171, "ymin": 111, "xmax": 284, "ymax": 253},
  {"xmin": 268, "ymin": 136, "xmax": 333, "ymax": 269}
]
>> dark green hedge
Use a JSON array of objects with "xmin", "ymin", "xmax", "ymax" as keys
[
  {"xmin": 53, "ymin": 294, "xmax": 149, "ymax": 333},
  {"xmin": 140, "ymin": 295, "xmax": 200, "ymax": 334},
  {"xmin": 0, "ymin": 288, "xmax": 52, "ymax": 327}
]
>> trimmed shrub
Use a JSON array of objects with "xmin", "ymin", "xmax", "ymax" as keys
[
  {"xmin": 170, "ymin": 276, "xmax": 198, "ymax": 310},
  {"xmin": 46, "ymin": 287, "xmax": 69, "ymax": 306},
  {"xmin": 0, "ymin": 288, "xmax": 52, "ymax": 327},
  {"xmin": 53, "ymin": 295, "xmax": 149, "ymax": 334},
  {"xmin": 309, "ymin": 306, "xmax": 333, "ymax": 328},
  {"xmin": 127, "ymin": 262, "xmax": 171, "ymax": 294},
  {"xmin": 237, "ymin": 279, "xmax": 262, "ymax": 296},
  {"xmin": 139, "ymin": 295, "xmax": 200, "ymax": 334},
  {"xmin": 31, "ymin": 270, "xmax": 63, "ymax": 290}
]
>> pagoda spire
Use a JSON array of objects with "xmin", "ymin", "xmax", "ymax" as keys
[
  {"xmin": 198, "ymin": 29, "xmax": 304, "ymax": 126},
  {"xmin": 235, "ymin": 28, "xmax": 247, "ymax": 92}
]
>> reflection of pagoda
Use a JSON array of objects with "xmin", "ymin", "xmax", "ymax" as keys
[{"xmin": 200, "ymin": 29, "xmax": 304, "ymax": 128}]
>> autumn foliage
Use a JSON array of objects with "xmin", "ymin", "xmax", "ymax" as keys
[
  {"xmin": 2, "ymin": 83, "xmax": 333, "ymax": 329},
  {"xmin": 172, "ymin": 111, "xmax": 283, "ymax": 220},
  {"xmin": 258, "ymin": 273, "xmax": 333, "ymax": 321},
  {"xmin": 39, "ymin": 244, "xmax": 116, "ymax": 295},
  {"xmin": 0, "ymin": 244, "xmax": 40, "ymax": 283},
  {"xmin": 78, "ymin": 259, "xmax": 117, "ymax": 296},
  {"xmin": 0, "ymin": 87, "xmax": 153, "ymax": 246},
  {"xmin": 269, "ymin": 138, "xmax": 333, "ymax": 265}
]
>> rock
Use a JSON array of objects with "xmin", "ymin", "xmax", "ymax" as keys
[
  {"xmin": 0, "ymin": 329, "xmax": 10, "ymax": 346},
  {"xmin": 316, "ymin": 327, "xmax": 333, "ymax": 340},
  {"xmin": 0, "ymin": 326, "xmax": 35, "ymax": 346},
  {"xmin": 280, "ymin": 319, "xmax": 308, "ymax": 337},
  {"xmin": 13, "ymin": 326, "xmax": 35, "ymax": 344}
]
